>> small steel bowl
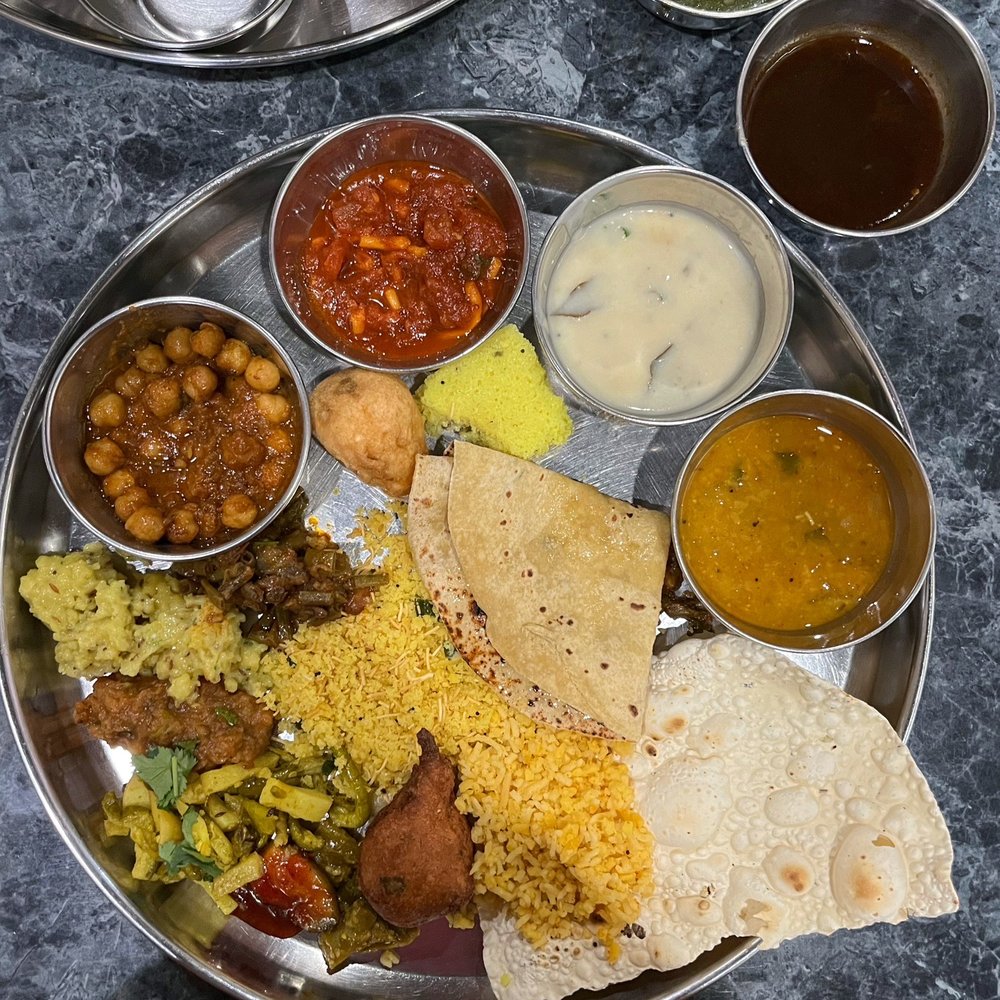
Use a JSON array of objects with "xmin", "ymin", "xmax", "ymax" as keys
[
  {"xmin": 672, "ymin": 390, "xmax": 935, "ymax": 651},
  {"xmin": 43, "ymin": 296, "xmax": 311, "ymax": 566},
  {"xmin": 80, "ymin": 0, "xmax": 289, "ymax": 50},
  {"xmin": 269, "ymin": 114, "xmax": 530, "ymax": 374},
  {"xmin": 636, "ymin": 0, "xmax": 788, "ymax": 33},
  {"xmin": 737, "ymin": 0, "xmax": 995, "ymax": 237},
  {"xmin": 533, "ymin": 165, "xmax": 793, "ymax": 425}
]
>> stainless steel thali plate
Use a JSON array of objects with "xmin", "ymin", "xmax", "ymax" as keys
[
  {"xmin": 0, "ymin": 110, "xmax": 933, "ymax": 1000},
  {"xmin": 0, "ymin": 0, "xmax": 462, "ymax": 67}
]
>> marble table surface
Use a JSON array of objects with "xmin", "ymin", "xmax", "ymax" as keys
[{"xmin": 1, "ymin": 1, "xmax": 997, "ymax": 998}]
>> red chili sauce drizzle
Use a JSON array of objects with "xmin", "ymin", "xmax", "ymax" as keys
[
  {"xmin": 299, "ymin": 160, "xmax": 509, "ymax": 365},
  {"xmin": 233, "ymin": 844, "xmax": 338, "ymax": 939},
  {"xmin": 743, "ymin": 32, "xmax": 944, "ymax": 231}
]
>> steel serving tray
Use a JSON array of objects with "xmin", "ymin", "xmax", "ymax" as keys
[
  {"xmin": 0, "ymin": 0, "xmax": 462, "ymax": 68},
  {"xmin": 0, "ymin": 110, "xmax": 933, "ymax": 1000}
]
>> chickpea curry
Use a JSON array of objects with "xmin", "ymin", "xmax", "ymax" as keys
[
  {"xmin": 678, "ymin": 413, "xmax": 895, "ymax": 631},
  {"xmin": 83, "ymin": 322, "xmax": 301, "ymax": 546},
  {"xmin": 299, "ymin": 160, "xmax": 509, "ymax": 366}
]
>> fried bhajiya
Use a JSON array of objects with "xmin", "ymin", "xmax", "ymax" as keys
[{"xmin": 358, "ymin": 729, "xmax": 474, "ymax": 926}]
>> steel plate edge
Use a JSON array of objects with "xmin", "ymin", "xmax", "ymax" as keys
[
  {"xmin": 0, "ymin": 109, "xmax": 933, "ymax": 1000},
  {"xmin": 0, "ymin": 0, "xmax": 463, "ymax": 68}
]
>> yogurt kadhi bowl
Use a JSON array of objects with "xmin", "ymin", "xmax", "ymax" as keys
[{"xmin": 532, "ymin": 165, "xmax": 793, "ymax": 425}]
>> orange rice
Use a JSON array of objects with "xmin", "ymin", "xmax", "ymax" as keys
[{"xmin": 252, "ymin": 508, "xmax": 653, "ymax": 951}]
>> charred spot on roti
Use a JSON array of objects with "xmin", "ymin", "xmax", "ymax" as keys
[{"xmin": 631, "ymin": 602, "xmax": 646, "ymax": 611}]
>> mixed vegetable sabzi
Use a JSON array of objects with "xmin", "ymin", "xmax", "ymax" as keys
[{"xmin": 103, "ymin": 739, "xmax": 415, "ymax": 970}]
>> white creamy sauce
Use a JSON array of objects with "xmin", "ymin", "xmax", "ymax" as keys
[{"xmin": 545, "ymin": 203, "xmax": 762, "ymax": 415}]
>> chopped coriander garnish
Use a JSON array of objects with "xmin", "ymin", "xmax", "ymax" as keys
[
  {"xmin": 159, "ymin": 810, "xmax": 221, "ymax": 880},
  {"xmin": 214, "ymin": 706, "xmax": 239, "ymax": 727},
  {"xmin": 414, "ymin": 597, "xmax": 436, "ymax": 617},
  {"xmin": 132, "ymin": 741, "xmax": 198, "ymax": 810},
  {"xmin": 774, "ymin": 451, "xmax": 801, "ymax": 475}
]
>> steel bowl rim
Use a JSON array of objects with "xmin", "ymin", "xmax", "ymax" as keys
[
  {"xmin": 670, "ymin": 387, "xmax": 937, "ymax": 652},
  {"xmin": 735, "ymin": 0, "xmax": 997, "ymax": 238},
  {"xmin": 267, "ymin": 112, "xmax": 531, "ymax": 375},
  {"xmin": 77, "ymin": 0, "xmax": 290, "ymax": 51},
  {"xmin": 637, "ymin": 0, "xmax": 791, "ymax": 27},
  {"xmin": 41, "ymin": 293, "xmax": 312, "ymax": 565},
  {"xmin": 532, "ymin": 163, "xmax": 794, "ymax": 426}
]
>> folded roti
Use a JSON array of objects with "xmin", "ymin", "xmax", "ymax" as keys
[
  {"xmin": 481, "ymin": 634, "xmax": 958, "ymax": 1000},
  {"xmin": 447, "ymin": 442, "xmax": 671, "ymax": 741},
  {"xmin": 408, "ymin": 454, "xmax": 617, "ymax": 739}
]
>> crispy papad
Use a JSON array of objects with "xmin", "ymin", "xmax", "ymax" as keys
[
  {"xmin": 446, "ymin": 442, "xmax": 670, "ymax": 741},
  {"xmin": 407, "ymin": 454, "xmax": 617, "ymax": 739},
  {"xmin": 481, "ymin": 634, "xmax": 958, "ymax": 1000}
]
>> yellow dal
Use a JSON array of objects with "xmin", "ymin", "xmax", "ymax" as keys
[
  {"xmin": 678, "ymin": 414, "xmax": 894, "ymax": 630},
  {"xmin": 252, "ymin": 509, "xmax": 652, "ymax": 950}
]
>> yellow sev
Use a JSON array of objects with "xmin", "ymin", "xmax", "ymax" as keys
[{"xmin": 253, "ymin": 508, "xmax": 653, "ymax": 954}]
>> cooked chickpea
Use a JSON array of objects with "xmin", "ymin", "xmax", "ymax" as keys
[
  {"xmin": 114, "ymin": 367, "xmax": 147, "ymax": 399},
  {"xmin": 255, "ymin": 392, "xmax": 291, "ymax": 424},
  {"xmin": 125, "ymin": 505, "xmax": 165, "ymax": 543},
  {"xmin": 84, "ymin": 439, "xmax": 125, "ymax": 476},
  {"xmin": 220, "ymin": 430, "xmax": 266, "ymax": 470},
  {"xmin": 143, "ymin": 377, "xmax": 182, "ymax": 420},
  {"xmin": 89, "ymin": 391, "xmax": 126, "ymax": 429},
  {"xmin": 182, "ymin": 365, "xmax": 218, "ymax": 403},
  {"xmin": 102, "ymin": 468, "xmax": 136, "ymax": 500},
  {"xmin": 115, "ymin": 486, "xmax": 151, "ymax": 520},
  {"xmin": 135, "ymin": 343, "xmax": 169, "ymax": 374},
  {"xmin": 259, "ymin": 458, "xmax": 289, "ymax": 492},
  {"xmin": 215, "ymin": 338, "xmax": 252, "ymax": 375},
  {"xmin": 191, "ymin": 322, "xmax": 226, "ymax": 358},
  {"xmin": 140, "ymin": 435, "xmax": 170, "ymax": 461},
  {"xmin": 266, "ymin": 428, "xmax": 294, "ymax": 454},
  {"xmin": 163, "ymin": 326, "xmax": 195, "ymax": 364},
  {"xmin": 195, "ymin": 503, "xmax": 220, "ymax": 539},
  {"xmin": 165, "ymin": 507, "xmax": 199, "ymax": 544},
  {"xmin": 221, "ymin": 494, "xmax": 259, "ymax": 530},
  {"xmin": 244, "ymin": 356, "xmax": 281, "ymax": 392}
]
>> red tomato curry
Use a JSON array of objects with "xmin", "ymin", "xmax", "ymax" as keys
[{"xmin": 299, "ymin": 160, "xmax": 509, "ymax": 365}]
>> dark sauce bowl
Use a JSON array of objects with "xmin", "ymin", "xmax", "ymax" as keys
[{"xmin": 737, "ymin": 0, "xmax": 995, "ymax": 237}]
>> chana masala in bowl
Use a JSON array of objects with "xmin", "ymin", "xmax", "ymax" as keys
[{"xmin": 44, "ymin": 296, "xmax": 310, "ymax": 563}]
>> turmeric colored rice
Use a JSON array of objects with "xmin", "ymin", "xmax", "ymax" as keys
[{"xmin": 252, "ymin": 508, "xmax": 653, "ymax": 950}]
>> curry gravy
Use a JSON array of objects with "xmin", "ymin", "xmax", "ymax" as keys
[
  {"xmin": 744, "ymin": 32, "xmax": 944, "ymax": 231},
  {"xmin": 678, "ymin": 414, "xmax": 894, "ymax": 631}
]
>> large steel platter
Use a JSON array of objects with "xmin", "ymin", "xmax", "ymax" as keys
[
  {"xmin": 0, "ymin": 0, "xmax": 462, "ymax": 68},
  {"xmin": 0, "ymin": 110, "xmax": 933, "ymax": 1000}
]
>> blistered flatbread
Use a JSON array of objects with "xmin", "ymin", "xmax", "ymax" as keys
[
  {"xmin": 446, "ymin": 442, "xmax": 670, "ymax": 740},
  {"xmin": 407, "ymin": 455, "xmax": 617, "ymax": 739},
  {"xmin": 481, "ymin": 634, "xmax": 958, "ymax": 1000}
]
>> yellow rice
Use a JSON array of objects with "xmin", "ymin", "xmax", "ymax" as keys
[{"xmin": 253, "ymin": 508, "xmax": 653, "ymax": 951}]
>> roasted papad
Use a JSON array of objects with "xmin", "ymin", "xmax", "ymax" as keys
[
  {"xmin": 407, "ymin": 454, "xmax": 617, "ymax": 739},
  {"xmin": 445, "ymin": 441, "xmax": 670, "ymax": 741},
  {"xmin": 481, "ymin": 634, "xmax": 958, "ymax": 1000}
]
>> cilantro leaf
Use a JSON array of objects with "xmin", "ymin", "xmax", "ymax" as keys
[
  {"xmin": 132, "ymin": 741, "xmax": 198, "ymax": 809},
  {"xmin": 159, "ymin": 810, "xmax": 221, "ymax": 880}
]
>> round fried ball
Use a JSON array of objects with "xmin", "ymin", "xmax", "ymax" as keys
[{"xmin": 309, "ymin": 369, "xmax": 426, "ymax": 498}]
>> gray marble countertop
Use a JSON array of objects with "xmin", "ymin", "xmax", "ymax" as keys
[{"xmin": 1, "ymin": 1, "xmax": 997, "ymax": 998}]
